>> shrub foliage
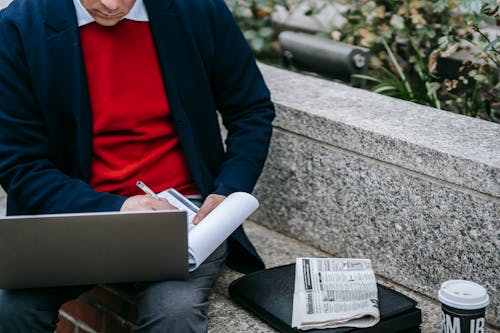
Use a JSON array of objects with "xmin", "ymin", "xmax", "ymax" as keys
[{"xmin": 227, "ymin": 0, "xmax": 499, "ymax": 122}]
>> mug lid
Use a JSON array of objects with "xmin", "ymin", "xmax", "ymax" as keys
[{"xmin": 438, "ymin": 280, "xmax": 489, "ymax": 310}]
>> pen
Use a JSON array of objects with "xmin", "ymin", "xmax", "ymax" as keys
[{"xmin": 136, "ymin": 180, "xmax": 161, "ymax": 200}]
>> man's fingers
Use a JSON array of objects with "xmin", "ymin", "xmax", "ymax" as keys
[
  {"xmin": 193, "ymin": 194, "xmax": 225, "ymax": 224},
  {"xmin": 120, "ymin": 195, "xmax": 177, "ymax": 211},
  {"xmin": 150, "ymin": 198, "xmax": 177, "ymax": 210}
]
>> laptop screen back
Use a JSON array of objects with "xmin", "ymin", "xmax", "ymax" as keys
[{"xmin": 0, "ymin": 210, "xmax": 188, "ymax": 289}]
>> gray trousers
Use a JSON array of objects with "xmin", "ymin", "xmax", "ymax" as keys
[{"xmin": 0, "ymin": 242, "xmax": 227, "ymax": 333}]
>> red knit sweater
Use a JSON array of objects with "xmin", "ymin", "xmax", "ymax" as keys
[{"xmin": 79, "ymin": 20, "xmax": 199, "ymax": 197}]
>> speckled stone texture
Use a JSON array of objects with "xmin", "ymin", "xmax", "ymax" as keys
[
  {"xmin": 209, "ymin": 221, "xmax": 500, "ymax": 333},
  {"xmin": 259, "ymin": 64, "xmax": 500, "ymax": 197},
  {"xmin": 252, "ymin": 64, "xmax": 499, "ymax": 327}
]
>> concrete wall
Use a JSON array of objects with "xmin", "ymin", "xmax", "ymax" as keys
[{"xmin": 253, "ymin": 64, "xmax": 499, "ymax": 327}]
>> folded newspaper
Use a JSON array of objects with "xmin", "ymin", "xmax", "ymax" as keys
[
  {"xmin": 158, "ymin": 188, "xmax": 259, "ymax": 271},
  {"xmin": 292, "ymin": 257, "xmax": 380, "ymax": 330}
]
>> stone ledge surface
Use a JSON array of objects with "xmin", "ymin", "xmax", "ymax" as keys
[
  {"xmin": 256, "ymin": 64, "xmax": 499, "ymax": 327},
  {"xmin": 253, "ymin": 126, "xmax": 499, "ymax": 327},
  {"xmin": 208, "ymin": 221, "xmax": 500, "ymax": 333},
  {"xmin": 259, "ymin": 64, "xmax": 500, "ymax": 197}
]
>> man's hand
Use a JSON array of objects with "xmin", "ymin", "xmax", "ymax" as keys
[
  {"xmin": 193, "ymin": 194, "xmax": 226, "ymax": 225},
  {"xmin": 120, "ymin": 195, "xmax": 177, "ymax": 212}
]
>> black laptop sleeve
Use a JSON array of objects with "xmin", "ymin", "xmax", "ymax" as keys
[{"xmin": 229, "ymin": 264, "xmax": 422, "ymax": 333}]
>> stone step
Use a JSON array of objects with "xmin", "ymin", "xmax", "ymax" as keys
[{"xmin": 208, "ymin": 221, "xmax": 500, "ymax": 333}]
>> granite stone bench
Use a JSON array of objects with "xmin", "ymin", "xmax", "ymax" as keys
[{"xmin": 252, "ymin": 64, "xmax": 499, "ymax": 330}]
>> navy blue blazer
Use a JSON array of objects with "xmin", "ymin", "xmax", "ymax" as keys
[{"xmin": 0, "ymin": 0, "xmax": 275, "ymax": 273}]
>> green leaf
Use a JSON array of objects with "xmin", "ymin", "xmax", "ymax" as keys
[
  {"xmin": 372, "ymin": 84, "xmax": 399, "ymax": 94},
  {"xmin": 243, "ymin": 30, "xmax": 257, "ymax": 40},
  {"xmin": 426, "ymin": 81, "xmax": 441, "ymax": 95},
  {"xmin": 473, "ymin": 13, "xmax": 486, "ymax": 26},
  {"xmin": 441, "ymin": 43, "xmax": 459, "ymax": 58},
  {"xmin": 250, "ymin": 37, "xmax": 265, "ymax": 52},
  {"xmin": 483, "ymin": 37, "xmax": 500, "ymax": 53},
  {"xmin": 438, "ymin": 36, "xmax": 449, "ymax": 50},
  {"xmin": 258, "ymin": 27, "xmax": 274, "ymax": 38},
  {"xmin": 351, "ymin": 74, "xmax": 385, "ymax": 83},
  {"xmin": 432, "ymin": 0, "xmax": 447, "ymax": 13},
  {"xmin": 378, "ymin": 67, "xmax": 400, "ymax": 82},
  {"xmin": 461, "ymin": 0, "xmax": 482, "ymax": 14},
  {"xmin": 390, "ymin": 15, "xmax": 405, "ymax": 30},
  {"xmin": 375, "ymin": 79, "xmax": 407, "ymax": 93},
  {"xmin": 234, "ymin": 7, "xmax": 248, "ymax": 17},
  {"xmin": 381, "ymin": 39, "xmax": 409, "ymax": 89}
]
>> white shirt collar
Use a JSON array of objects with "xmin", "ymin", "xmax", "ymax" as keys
[{"xmin": 72, "ymin": 0, "xmax": 149, "ymax": 27}]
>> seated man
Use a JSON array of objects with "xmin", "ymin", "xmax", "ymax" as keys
[{"xmin": 0, "ymin": 0, "xmax": 275, "ymax": 331}]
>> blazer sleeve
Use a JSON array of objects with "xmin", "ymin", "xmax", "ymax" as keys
[
  {"xmin": 0, "ymin": 13, "xmax": 126, "ymax": 214},
  {"xmin": 208, "ymin": 0, "xmax": 275, "ymax": 196}
]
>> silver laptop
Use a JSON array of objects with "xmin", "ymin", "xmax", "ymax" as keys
[{"xmin": 0, "ymin": 210, "xmax": 189, "ymax": 289}]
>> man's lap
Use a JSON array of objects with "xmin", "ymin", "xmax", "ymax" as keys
[{"xmin": 0, "ymin": 241, "xmax": 227, "ymax": 332}]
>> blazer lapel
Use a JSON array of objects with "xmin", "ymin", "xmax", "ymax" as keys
[
  {"xmin": 145, "ymin": 0, "xmax": 211, "ymax": 196},
  {"xmin": 144, "ymin": 0, "xmax": 184, "ymax": 124},
  {"xmin": 44, "ymin": 0, "xmax": 93, "ymax": 181}
]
